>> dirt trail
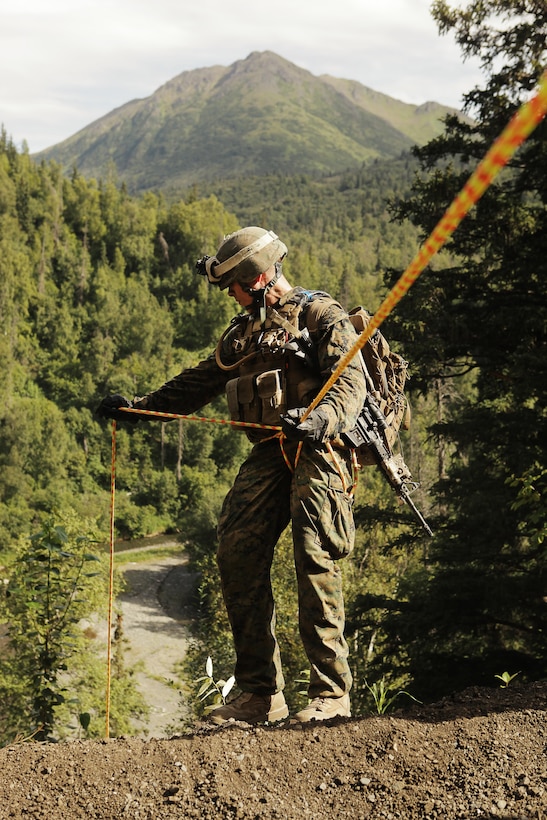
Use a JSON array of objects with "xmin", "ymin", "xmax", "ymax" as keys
[{"xmin": 117, "ymin": 552, "xmax": 199, "ymax": 736}]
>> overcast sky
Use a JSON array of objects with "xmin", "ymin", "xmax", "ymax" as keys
[{"xmin": 1, "ymin": 0, "xmax": 483, "ymax": 154}]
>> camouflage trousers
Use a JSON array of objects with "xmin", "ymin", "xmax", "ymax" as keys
[{"xmin": 217, "ymin": 437, "xmax": 355, "ymax": 699}]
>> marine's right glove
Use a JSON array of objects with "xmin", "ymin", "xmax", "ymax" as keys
[
  {"xmin": 280, "ymin": 407, "xmax": 330, "ymax": 443},
  {"xmin": 95, "ymin": 394, "xmax": 139, "ymax": 423}
]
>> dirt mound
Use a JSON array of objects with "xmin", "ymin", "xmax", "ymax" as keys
[{"xmin": 1, "ymin": 681, "xmax": 545, "ymax": 820}]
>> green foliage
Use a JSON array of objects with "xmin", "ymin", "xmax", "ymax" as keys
[
  {"xmin": 506, "ymin": 465, "xmax": 547, "ymax": 548},
  {"xmin": 495, "ymin": 671, "xmax": 520, "ymax": 689},
  {"xmin": 0, "ymin": 138, "xmax": 252, "ymax": 547},
  {"xmin": 0, "ymin": 515, "xmax": 147, "ymax": 744},
  {"xmin": 0, "ymin": 518, "xmax": 107, "ymax": 741},
  {"xmin": 204, "ymin": 157, "xmax": 420, "ymax": 311},
  {"xmin": 365, "ymin": 677, "xmax": 421, "ymax": 715}
]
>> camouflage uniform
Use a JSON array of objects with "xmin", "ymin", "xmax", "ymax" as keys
[{"xmin": 134, "ymin": 287, "xmax": 366, "ymax": 698}]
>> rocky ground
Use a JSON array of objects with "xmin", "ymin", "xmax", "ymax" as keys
[{"xmin": 0, "ymin": 554, "xmax": 545, "ymax": 820}]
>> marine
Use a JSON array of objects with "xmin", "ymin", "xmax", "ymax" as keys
[{"xmin": 97, "ymin": 226, "xmax": 366, "ymax": 723}]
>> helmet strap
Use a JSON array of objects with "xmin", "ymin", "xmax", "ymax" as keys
[{"xmin": 244, "ymin": 262, "xmax": 283, "ymax": 326}]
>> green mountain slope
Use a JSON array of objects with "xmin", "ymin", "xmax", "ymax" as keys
[
  {"xmin": 34, "ymin": 51, "xmax": 458, "ymax": 194},
  {"xmin": 320, "ymin": 75, "xmax": 462, "ymax": 145}
]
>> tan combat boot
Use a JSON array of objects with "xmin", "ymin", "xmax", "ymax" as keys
[
  {"xmin": 293, "ymin": 694, "xmax": 351, "ymax": 722},
  {"xmin": 209, "ymin": 691, "xmax": 289, "ymax": 725}
]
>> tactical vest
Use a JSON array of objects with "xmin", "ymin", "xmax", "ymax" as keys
[{"xmin": 215, "ymin": 290, "xmax": 324, "ymax": 440}]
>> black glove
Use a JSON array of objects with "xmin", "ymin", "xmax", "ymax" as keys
[
  {"xmin": 95, "ymin": 394, "xmax": 138, "ymax": 424},
  {"xmin": 280, "ymin": 407, "xmax": 330, "ymax": 443}
]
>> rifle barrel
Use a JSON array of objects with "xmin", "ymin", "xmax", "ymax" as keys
[{"xmin": 399, "ymin": 488, "xmax": 434, "ymax": 537}]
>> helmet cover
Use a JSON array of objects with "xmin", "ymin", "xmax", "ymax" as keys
[{"xmin": 199, "ymin": 227, "xmax": 287, "ymax": 289}]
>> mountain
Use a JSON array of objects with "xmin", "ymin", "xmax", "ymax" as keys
[{"xmin": 34, "ymin": 51, "xmax": 459, "ymax": 194}]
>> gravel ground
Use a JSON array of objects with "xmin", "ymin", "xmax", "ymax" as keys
[{"xmin": 0, "ymin": 681, "xmax": 545, "ymax": 819}]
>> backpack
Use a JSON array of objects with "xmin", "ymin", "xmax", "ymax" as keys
[{"xmin": 347, "ymin": 306, "xmax": 411, "ymax": 464}]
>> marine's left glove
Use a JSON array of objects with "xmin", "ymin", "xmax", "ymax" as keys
[
  {"xmin": 95, "ymin": 394, "xmax": 139, "ymax": 424},
  {"xmin": 280, "ymin": 407, "xmax": 330, "ymax": 443}
]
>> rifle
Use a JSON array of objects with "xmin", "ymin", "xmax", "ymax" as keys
[{"xmin": 343, "ymin": 395, "xmax": 433, "ymax": 536}]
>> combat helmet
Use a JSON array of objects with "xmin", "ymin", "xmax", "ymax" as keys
[{"xmin": 196, "ymin": 227, "xmax": 287, "ymax": 290}]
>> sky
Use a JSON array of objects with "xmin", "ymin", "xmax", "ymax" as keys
[{"xmin": 1, "ymin": 0, "xmax": 483, "ymax": 154}]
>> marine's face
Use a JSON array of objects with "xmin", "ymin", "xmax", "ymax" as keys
[{"xmin": 227, "ymin": 281, "xmax": 255, "ymax": 308}]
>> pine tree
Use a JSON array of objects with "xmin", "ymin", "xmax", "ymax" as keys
[{"xmin": 375, "ymin": 0, "xmax": 547, "ymax": 700}]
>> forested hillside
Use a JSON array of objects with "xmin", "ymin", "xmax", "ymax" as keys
[
  {"xmin": 0, "ymin": 139, "xmax": 420, "ymax": 550},
  {"xmin": 0, "ymin": 0, "xmax": 545, "ymax": 746}
]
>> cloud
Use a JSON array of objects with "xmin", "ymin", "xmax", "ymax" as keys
[{"xmin": 0, "ymin": 0, "xmax": 483, "ymax": 152}]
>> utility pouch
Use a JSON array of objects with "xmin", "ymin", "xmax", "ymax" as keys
[
  {"xmin": 225, "ymin": 378, "xmax": 242, "ymax": 420},
  {"xmin": 226, "ymin": 369, "xmax": 286, "ymax": 425},
  {"xmin": 226, "ymin": 374, "xmax": 255, "ymax": 421},
  {"xmin": 256, "ymin": 369, "xmax": 286, "ymax": 425}
]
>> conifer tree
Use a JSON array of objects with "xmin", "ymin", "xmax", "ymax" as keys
[{"xmin": 376, "ymin": 0, "xmax": 547, "ymax": 699}]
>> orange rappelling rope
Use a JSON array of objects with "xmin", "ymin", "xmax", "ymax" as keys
[
  {"xmin": 119, "ymin": 407, "xmax": 282, "ymax": 430},
  {"xmin": 105, "ymin": 419, "xmax": 117, "ymax": 738}
]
